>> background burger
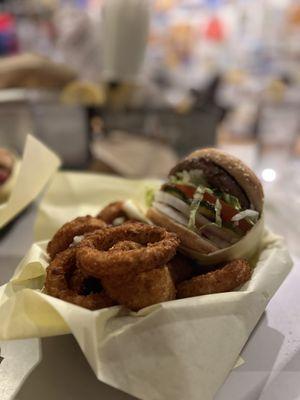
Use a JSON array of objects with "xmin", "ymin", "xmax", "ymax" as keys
[
  {"xmin": 147, "ymin": 148, "xmax": 264, "ymax": 263},
  {"xmin": 0, "ymin": 148, "xmax": 18, "ymax": 203}
]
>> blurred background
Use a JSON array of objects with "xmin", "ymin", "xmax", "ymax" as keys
[
  {"xmin": 0, "ymin": 0, "xmax": 299, "ymax": 183},
  {"xmin": 0, "ymin": 0, "xmax": 298, "ymax": 250}
]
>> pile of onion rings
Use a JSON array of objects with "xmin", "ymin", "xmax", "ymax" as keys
[{"xmin": 44, "ymin": 202, "xmax": 253, "ymax": 311}]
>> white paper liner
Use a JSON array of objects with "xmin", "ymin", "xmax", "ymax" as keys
[
  {"xmin": 34, "ymin": 172, "xmax": 161, "ymax": 241},
  {"xmin": 181, "ymin": 215, "xmax": 265, "ymax": 266},
  {"xmin": 17, "ymin": 173, "xmax": 292, "ymax": 400},
  {"xmin": 0, "ymin": 170, "xmax": 293, "ymax": 399},
  {"xmin": 0, "ymin": 135, "xmax": 60, "ymax": 229}
]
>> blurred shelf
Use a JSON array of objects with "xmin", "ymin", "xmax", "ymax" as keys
[
  {"xmin": 0, "ymin": 1, "xmax": 54, "ymax": 17},
  {"xmin": 0, "ymin": 88, "xmax": 60, "ymax": 103}
]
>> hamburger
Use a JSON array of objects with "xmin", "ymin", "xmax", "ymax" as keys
[
  {"xmin": 147, "ymin": 148, "xmax": 264, "ymax": 264},
  {"xmin": 0, "ymin": 148, "xmax": 18, "ymax": 203}
]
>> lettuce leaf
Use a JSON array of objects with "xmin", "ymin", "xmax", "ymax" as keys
[
  {"xmin": 188, "ymin": 199, "xmax": 201, "ymax": 231},
  {"xmin": 145, "ymin": 187, "xmax": 155, "ymax": 208},
  {"xmin": 187, "ymin": 186, "xmax": 213, "ymax": 231},
  {"xmin": 169, "ymin": 170, "xmax": 194, "ymax": 186},
  {"xmin": 214, "ymin": 198, "xmax": 222, "ymax": 227},
  {"xmin": 169, "ymin": 169, "xmax": 207, "ymax": 188},
  {"xmin": 222, "ymin": 193, "xmax": 242, "ymax": 211}
]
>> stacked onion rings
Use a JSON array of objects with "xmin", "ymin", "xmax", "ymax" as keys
[
  {"xmin": 45, "ymin": 219, "xmax": 181, "ymax": 310},
  {"xmin": 44, "ymin": 204, "xmax": 253, "ymax": 311},
  {"xmin": 77, "ymin": 223, "xmax": 180, "ymax": 277}
]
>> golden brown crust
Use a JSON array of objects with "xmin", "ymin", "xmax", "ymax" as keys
[
  {"xmin": 47, "ymin": 216, "xmax": 107, "ymax": 259},
  {"xmin": 101, "ymin": 267, "xmax": 176, "ymax": 311},
  {"xmin": 77, "ymin": 223, "xmax": 180, "ymax": 278},
  {"xmin": 146, "ymin": 207, "xmax": 218, "ymax": 254},
  {"xmin": 177, "ymin": 258, "xmax": 252, "ymax": 298},
  {"xmin": 97, "ymin": 201, "xmax": 129, "ymax": 224},
  {"xmin": 186, "ymin": 148, "xmax": 264, "ymax": 212},
  {"xmin": 44, "ymin": 248, "xmax": 115, "ymax": 310}
]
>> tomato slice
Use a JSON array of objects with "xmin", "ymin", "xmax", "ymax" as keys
[
  {"xmin": 173, "ymin": 184, "xmax": 253, "ymax": 232},
  {"xmin": 203, "ymin": 192, "xmax": 234, "ymax": 221},
  {"xmin": 174, "ymin": 184, "xmax": 196, "ymax": 199},
  {"xmin": 203, "ymin": 192, "xmax": 253, "ymax": 232}
]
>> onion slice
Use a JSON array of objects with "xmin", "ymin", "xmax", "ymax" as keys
[
  {"xmin": 154, "ymin": 191, "xmax": 239, "ymax": 245},
  {"xmin": 231, "ymin": 209, "xmax": 259, "ymax": 222},
  {"xmin": 155, "ymin": 191, "xmax": 190, "ymax": 216},
  {"xmin": 153, "ymin": 202, "xmax": 189, "ymax": 226}
]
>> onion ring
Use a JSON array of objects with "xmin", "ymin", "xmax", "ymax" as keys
[
  {"xmin": 45, "ymin": 248, "xmax": 115, "ymax": 310},
  {"xmin": 109, "ymin": 239, "xmax": 191, "ymax": 284},
  {"xmin": 99, "ymin": 239, "xmax": 175, "ymax": 310},
  {"xmin": 101, "ymin": 267, "xmax": 176, "ymax": 311},
  {"xmin": 97, "ymin": 202, "xmax": 131, "ymax": 225},
  {"xmin": 77, "ymin": 222, "xmax": 179, "ymax": 278},
  {"xmin": 47, "ymin": 216, "xmax": 107, "ymax": 259},
  {"xmin": 177, "ymin": 259, "xmax": 252, "ymax": 299}
]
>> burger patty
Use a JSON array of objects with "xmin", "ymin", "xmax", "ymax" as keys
[{"xmin": 169, "ymin": 158, "xmax": 250, "ymax": 209}]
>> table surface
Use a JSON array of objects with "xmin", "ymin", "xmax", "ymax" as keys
[{"xmin": 0, "ymin": 203, "xmax": 299, "ymax": 400}]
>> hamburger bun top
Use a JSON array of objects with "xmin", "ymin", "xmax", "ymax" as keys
[{"xmin": 170, "ymin": 148, "xmax": 264, "ymax": 213}]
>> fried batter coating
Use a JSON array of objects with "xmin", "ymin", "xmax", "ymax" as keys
[
  {"xmin": 101, "ymin": 267, "xmax": 176, "ymax": 311},
  {"xmin": 45, "ymin": 248, "xmax": 115, "ymax": 310},
  {"xmin": 97, "ymin": 201, "xmax": 130, "ymax": 225},
  {"xmin": 98, "ymin": 239, "xmax": 175, "ymax": 310},
  {"xmin": 177, "ymin": 259, "xmax": 252, "ymax": 299},
  {"xmin": 77, "ymin": 223, "xmax": 179, "ymax": 278},
  {"xmin": 47, "ymin": 216, "xmax": 107, "ymax": 259}
]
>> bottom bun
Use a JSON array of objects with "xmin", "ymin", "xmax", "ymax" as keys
[
  {"xmin": 146, "ymin": 207, "xmax": 218, "ymax": 255},
  {"xmin": 147, "ymin": 207, "xmax": 264, "ymax": 266}
]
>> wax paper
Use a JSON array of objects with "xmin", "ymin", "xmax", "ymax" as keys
[
  {"xmin": 0, "ymin": 172, "xmax": 293, "ymax": 400},
  {"xmin": 0, "ymin": 135, "xmax": 60, "ymax": 229}
]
